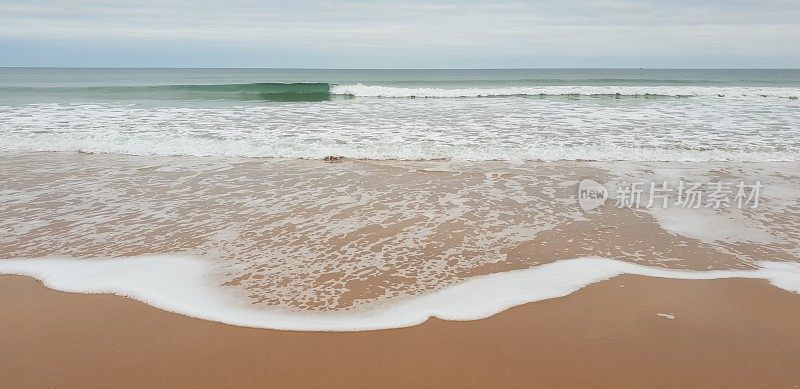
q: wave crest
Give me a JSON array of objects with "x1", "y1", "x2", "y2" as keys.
[
  {"x1": 331, "y1": 83, "x2": 799, "y2": 98},
  {"x1": 1, "y1": 82, "x2": 333, "y2": 102}
]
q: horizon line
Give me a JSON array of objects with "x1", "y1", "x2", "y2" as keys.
[{"x1": 2, "y1": 66, "x2": 799, "y2": 70}]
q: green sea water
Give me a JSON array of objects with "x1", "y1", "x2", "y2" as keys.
[
  {"x1": 0, "y1": 68, "x2": 798, "y2": 104},
  {"x1": 0, "y1": 68, "x2": 798, "y2": 161}
]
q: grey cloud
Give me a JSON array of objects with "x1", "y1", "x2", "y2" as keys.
[{"x1": 0, "y1": 0, "x2": 798, "y2": 67}]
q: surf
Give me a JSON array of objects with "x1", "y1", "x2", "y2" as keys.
[
  {"x1": 330, "y1": 84, "x2": 799, "y2": 99},
  {"x1": 1, "y1": 255, "x2": 798, "y2": 331}
]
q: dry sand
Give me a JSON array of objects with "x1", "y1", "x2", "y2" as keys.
[{"x1": 2, "y1": 274, "x2": 799, "y2": 388}]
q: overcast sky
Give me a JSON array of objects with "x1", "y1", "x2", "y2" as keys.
[{"x1": 1, "y1": 0, "x2": 798, "y2": 68}]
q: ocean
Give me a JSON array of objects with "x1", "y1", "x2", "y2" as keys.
[{"x1": 1, "y1": 68, "x2": 798, "y2": 161}]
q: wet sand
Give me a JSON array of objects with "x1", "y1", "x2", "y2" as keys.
[
  {"x1": 2, "y1": 152, "x2": 799, "y2": 313},
  {"x1": 2, "y1": 274, "x2": 799, "y2": 388},
  {"x1": 2, "y1": 152, "x2": 800, "y2": 387}
]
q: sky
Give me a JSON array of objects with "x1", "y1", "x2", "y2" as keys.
[{"x1": 0, "y1": 0, "x2": 798, "y2": 68}]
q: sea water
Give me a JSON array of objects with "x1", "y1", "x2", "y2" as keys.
[{"x1": 1, "y1": 68, "x2": 798, "y2": 161}]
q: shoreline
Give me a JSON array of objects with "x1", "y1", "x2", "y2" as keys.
[
  {"x1": 1, "y1": 151, "x2": 799, "y2": 386},
  {"x1": 2, "y1": 256, "x2": 799, "y2": 331},
  {"x1": 2, "y1": 274, "x2": 799, "y2": 388}
]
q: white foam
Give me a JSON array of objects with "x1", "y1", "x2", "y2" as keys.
[
  {"x1": 331, "y1": 84, "x2": 800, "y2": 99},
  {"x1": 2, "y1": 91, "x2": 799, "y2": 161},
  {"x1": 1, "y1": 256, "x2": 798, "y2": 331},
  {"x1": 597, "y1": 162, "x2": 800, "y2": 246}
]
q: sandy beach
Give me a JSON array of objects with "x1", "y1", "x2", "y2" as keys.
[
  {"x1": 1, "y1": 151, "x2": 799, "y2": 387},
  {"x1": 2, "y1": 274, "x2": 799, "y2": 388}
]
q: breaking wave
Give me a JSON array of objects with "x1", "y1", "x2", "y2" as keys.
[
  {"x1": 3, "y1": 83, "x2": 798, "y2": 102},
  {"x1": 331, "y1": 84, "x2": 799, "y2": 99},
  {"x1": 1, "y1": 82, "x2": 333, "y2": 102}
]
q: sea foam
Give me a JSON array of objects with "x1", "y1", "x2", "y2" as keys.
[
  {"x1": 331, "y1": 84, "x2": 800, "y2": 99},
  {"x1": 1, "y1": 256, "x2": 798, "y2": 331},
  {"x1": 2, "y1": 91, "x2": 799, "y2": 162}
]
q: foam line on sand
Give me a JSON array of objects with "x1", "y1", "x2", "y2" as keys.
[{"x1": 1, "y1": 256, "x2": 799, "y2": 331}]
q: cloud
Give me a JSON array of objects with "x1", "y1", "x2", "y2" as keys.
[{"x1": 0, "y1": 0, "x2": 798, "y2": 67}]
